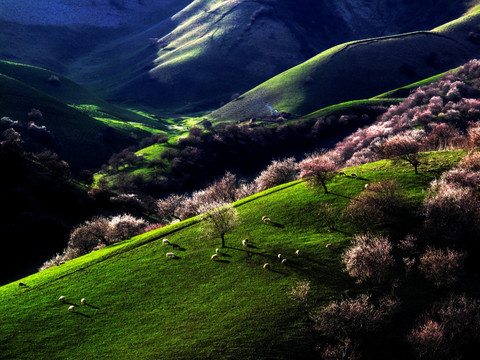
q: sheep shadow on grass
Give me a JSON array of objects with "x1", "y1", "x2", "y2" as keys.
[
  {"x1": 215, "y1": 259, "x2": 230, "y2": 263},
  {"x1": 171, "y1": 244, "x2": 186, "y2": 251},
  {"x1": 85, "y1": 303, "x2": 100, "y2": 310},
  {"x1": 268, "y1": 268, "x2": 288, "y2": 276},
  {"x1": 269, "y1": 222, "x2": 285, "y2": 228},
  {"x1": 328, "y1": 192, "x2": 353, "y2": 200},
  {"x1": 72, "y1": 311, "x2": 91, "y2": 318}
]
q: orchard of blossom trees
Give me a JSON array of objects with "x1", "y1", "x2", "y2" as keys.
[{"x1": 37, "y1": 59, "x2": 480, "y2": 359}]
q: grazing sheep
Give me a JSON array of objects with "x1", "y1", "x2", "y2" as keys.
[
  {"x1": 216, "y1": 248, "x2": 220, "y2": 254},
  {"x1": 365, "y1": 183, "x2": 369, "y2": 189},
  {"x1": 281, "y1": 258, "x2": 287, "y2": 265},
  {"x1": 211, "y1": 254, "x2": 219, "y2": 261},
  {"x1": 68, "y1": 305, "x2": 75, "y2": 312},
  {"x1": 339, "y1": 171, "x2": 346, "y2": 176},
  {"x1": 262, "y1": 216, "x2": 271, "y2": 224},
  {"x1": 172, "y1": 244, "x2": 180, "y2": 249},
  {"x1": 166, "y1": 252, "x2": 175, "y2": 258},
  {"x1": 58, "y1": 296, "x2": 66, "y2": 302},
  {"x1": 325, "y1": 243, "x2": 332, "y2": 249},
  {"x1": 350, "y1": 173, "x2": 357, "y2": 178},
  {"x1": 295, "y1": 249, "x2": 300, "y2": 257},
  {"x1": 242, "y1": 238, "x2": 248, "y2": 247},
  {"x1": 162, "y1": 239, "x2": 170, "y2": 245},
  {"x1": 263, "y1": 263, "x2": 271, "y2": 270},
  {"x1": 277, "y1": 254, "x2": 282, "y2": 260},
  {"x1": 81, "y1": 298, "x2": 86, "y2": 305},
  {"x1": 18, "y1": 282, "x2": 26, "y2": 287}
]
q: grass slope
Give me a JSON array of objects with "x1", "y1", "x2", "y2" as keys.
[
  {"x1": 208, "y1": 5, "x2": 480, "y2": 122},
  {"x1": 0, "y1": 60, "x2": 172, "y2": 169},
  {"x1": 106, "y1": 0, "x2": 470, "y2": 113},
  {"x1": 0, "y1": 150, "x2": 465, "y2": 359}
]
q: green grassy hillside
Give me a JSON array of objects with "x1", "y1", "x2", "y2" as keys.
[
  {"x1": 0, "y1": 61, "x2": 172, "y2": 170},
  {"x1": 208, "y1": 5, "x2": 480, "y2": 122},
  {"x1": 0, "y1": 150, "x2": 467, "y2": 359},
  {"x1": 105, "y1": 0, "x2": 470, "y2": 113}
]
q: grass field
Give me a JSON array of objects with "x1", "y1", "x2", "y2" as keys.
[{"x1": 0, "y1": 149, "x2": 466, "y2": 359}]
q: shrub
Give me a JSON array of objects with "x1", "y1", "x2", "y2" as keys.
[
  {"x1": 156, "y1": 194, "x2": 188, "y2": 222},
  {"x1": 41, "y1": 214, "x2": 148, "y2": 269},
  {"x1": 46, "y1": 75, "x2": 61, "y2": 86},
  {"x1": 110, "y1": 194, "x2": 145, "y2": 213},
  {"x1": 422, "y1": 123, "x2": 462, "y2": 151},
  {"x1": 254, "y1": 157, "x2": 298, "y2": 191},
  {"x1": 0, "y1": 128, "x2": 23, "y2": 154},
  {"x1": 288, "y1": 280, "x2": 311, "y2": 305},
  {"x1": 408, "y1": 319, "x2": 448, "y2": 359},
  {"x1": 342, "y1": 180, "x2": 412, "y2": 231},
  {"x1": 342, "y1": 234, "x2": 394, "y2": 285},
  {"x1": 68, "y1": 216, "x2": 109, "y2": 256},
  {"x1": 27, "y1": 108, "x2": 43, "y2": 120},
  {"x1": 422, "y1": 180, "x2": 480, "y2": 248},
  {"x1": 312, "y1": 294, "x2": 399, "y2": 339},
  {"x1": 320, "y1": 337, "x2": 361, "y2": 360},
  {"x1": 418, "y1": 247, "x2": 465, "y2": 287},
  {"x1": 104, "y1": 214, "x2": 148, "y2": 245},
  {"x1": 408, "y1": 295, "x2": 480, "y2": 359}
]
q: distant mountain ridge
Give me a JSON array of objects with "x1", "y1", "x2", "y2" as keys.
[
  {"x1": 0, "y1": 0, "x2": 472, "y2": 113},
  {"x1": 209, "y1": 4, "x2": 480, "y2": 122}
]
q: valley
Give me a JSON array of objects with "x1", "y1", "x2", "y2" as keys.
[{"x1": 1, "y1": 1, "x2": 480, "y2": 359}]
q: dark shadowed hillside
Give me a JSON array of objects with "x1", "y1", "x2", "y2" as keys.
[{"x1": 0, "y1": 0, "x2": 472, "y2": 113}]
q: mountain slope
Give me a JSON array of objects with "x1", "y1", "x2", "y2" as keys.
[
  {"x1": 0, "y1": 151, "x2": 468, "y2": 359},
  {"x1": 107, "y1": 0, "x2": 471, "y2": 112},
  {"x1": 0, "y1": 61, "x2": 170, "y2": 170},
  {"x1": 208, "y1": 5, "x2": 480, "y2": 122},
  {"x1": 0, "y1": 1, "x2": 471, "y2": 113}
]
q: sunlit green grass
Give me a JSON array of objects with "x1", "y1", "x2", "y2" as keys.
[{"x1": 0, "y1": 150, "x2": 465, "y2": 359}]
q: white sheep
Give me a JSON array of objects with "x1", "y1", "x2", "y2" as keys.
[
  {"x1": 263, "y1": 263, "x2": 271, "y2": 270},
  {"x1": 262, "y1": 216, "x2": 271, "y2": 224},
  {"x1": 58, "y1": 296, "x2": 66, "y2": 302},
  {"x1": 242, "y1": 238, "x2": 248, "y2": 247},
  {"x1": 68, "y1": 305, "x2": 75, "y2": 312},
  {"x1": 211, "y1": 254, "x2": 219, "y2": 261},
  {"x1": 81, "y1": 298, "x2": 86, "y2": 305},
  {"x1": 325, "y1": 243, "x2": 332, "y2": 249},
  {"x1": 162, "y1": 239, "x2": 170, "y2": 245},
  {"x1": 216, "y1": 248, "x2": 220, "y2": 254},
  {"x1": 281, "y1": 258, "x2": 287, "y2": 265},
  {"x1": 295, "y1": 249, "x2": 300, "y2": 257},
  {"x1": 365, "y1": 183, "x2": 369, "y2": 189},
  {"x1": 350, "y1": 173, "x2": 357, "y2": 178},
  {"x1": 166, "y1": 252, "x2": 175, "y2": 258},
  {"x1": 277, "y1": 254, "x2": 282, "y2": 260}
]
